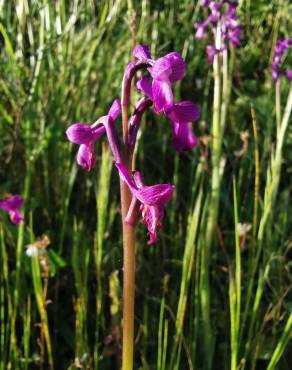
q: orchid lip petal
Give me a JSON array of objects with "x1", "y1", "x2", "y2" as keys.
[
  {"x1": 76, "y1": 143, "x2": 96, "y2": 171},
  {"x1": 152, "y1": 80, "x2": 174, "y2": 113},
  {"x1": 141, "y1": 204, "x2": 165, "y2": 244},
  {"x1": 166, "y1": 101, "x2": 200, "y2": 124},
  {"x1": 172, "y1": 122, "x2": 197, "y2": 152}
]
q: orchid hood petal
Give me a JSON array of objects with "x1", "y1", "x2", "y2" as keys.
[
  {"x1": 66, "y1": 124, "x2": 97, "y2": 145},
  {"x1": 148, "y1": 52, "x2": 186, "y2": 83},
  {"x1": 132, "y1": 44, "x2": 152, "y2": 61}
]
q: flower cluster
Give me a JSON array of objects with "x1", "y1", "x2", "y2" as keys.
[
  {"x1": 0, "y1": 195, "x2": 24, "y2": 224},
  {"x1": 66, "y1": 45, "x2": 200, "y2": 243},
  {"x1": 133, "y1": 45, "x2": 200, "y2": 152},
  {"x1": 194, "y1": 0, "x2": 241, "y2": 64},
  {"x1": 272, "y1": 38, "x2": 292, "y2": 82}
]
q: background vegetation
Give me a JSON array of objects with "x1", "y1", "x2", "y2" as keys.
[{"x1": 0, "y1": 0, "x2": 291, "y2": 369}]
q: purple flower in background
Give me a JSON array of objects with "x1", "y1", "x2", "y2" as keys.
[
  {"x1": 136, "y1": 76, "x2": 200, "y2": 152},
  {"x1": 116, "y1": 162, "x2": 174, "y2": 244},
  {"x1": 271, "y1": 38, "x2": 292, "y2": 82},
  {"x1": 195, "y1": 0, "x2": 241, "y2": 64},
  {"x1": 0, "y1": 195, "x2": 24, "y2": 224},
  {"x1": 66, "y1": 99, "x2": 121, "y2": 170}
]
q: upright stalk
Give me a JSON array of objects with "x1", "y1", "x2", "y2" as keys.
[
  {"x1": 121, "y1": 69, "x2": 136, "y2": 370},
  {"x1": 201, "y1": 25, "x2": 222, "y2": 370},
  {"x1": 120, "y1": 180, "x2": 136, "y2": 370}
]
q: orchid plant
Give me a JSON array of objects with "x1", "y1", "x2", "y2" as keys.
[
  {"x1": 194, "y1": 0, "x2": 240, "y2": 64},
  {"x1": 194, "y1": 1, "x2": 241, "y2": 367},
  {"x1": 66, "y1": 44, "x2": 199, "y2": 369}
]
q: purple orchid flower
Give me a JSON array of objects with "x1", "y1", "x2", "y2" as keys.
[
  {"x1": 66, "y1": 99, "x2": 121, "y2": 170},
  {"x1": 132, "y1": 45, "x2": 186, "y2": 113},
  {"x1": 195, "y1": 0, "x2": 241, "y2": 64},
  {"x1": 136, "y1": 76, "x2": 200, "y2": 152},
  {"x1": 0, "y1": 195, "x2": 24, "y2": 224},
  {"x1": 272, "y1": 38, "x2": 292, "y2": 82},
  {"x1": 116, "y1": 162, "x2": 174, "y2": 244}
]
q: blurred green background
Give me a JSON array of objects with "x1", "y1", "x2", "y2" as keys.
[{"x1": 0, "y1": 1, "x2": 291, "y2": 369}]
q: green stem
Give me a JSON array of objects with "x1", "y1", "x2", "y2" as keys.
[
  {"x1": 201, "y1": 25, "x2": 222, "y2": 370},
  {"x1": 275, "y1": 79, "x2": 281, "y2": 134}
]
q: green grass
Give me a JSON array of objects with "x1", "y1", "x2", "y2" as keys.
[{"x1": 0, "y1": 0, "x2": 292, "y2": 369}]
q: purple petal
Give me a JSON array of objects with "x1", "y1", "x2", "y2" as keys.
[
  {"x1": 136, "y1": 77, "x2": 153, "y2": 100},
  {"x1": 194, "y1": 22, "x2": 206, "y2": 39},
  {"x1": 0, "y1": 195, "x2": 23, "y2": 211},
  {"x1": 148, "y1": 52, "x2": 186, "y2": 83},
  {"x1": 102, "y1": 117, "x2": 122, "y2": 162},
  {"x1": 200, "y1": 0, "x2": 209, "y2": 7},
  {"x1": 287, "y1": 69, "x2": 292, "y2": 82},
  {"x1": 209, "y1": 1, "x2": 221, "y2": 16},
  {"x1": 66, "y1": 124, "x2": 96, "y2": 145},
  {"x1": 206, "y1": 45, "x2": 217, "y2": 64},
  {"x1": 115, "y1": 162, "x2": 136, "y2": 191},
  {"x1": 172, "y1": 122, "x2": 197, "y2": 152},
  {"x1": 9, "y1": 210, "x2": 24, "y2": 224},
  {"x1": 108, "y1": 99, "x2": 121, "y2": 121},
  {"x1": 166, "y1": 101, "x2": 200, "y2": 124},
  {"x1": 0, "y1": 195, "x2": 24, "y2": 224},
  {"x1": 136, "y1": 183, "x2": 174, "y2": 206},
  {"x1": 141, "y1": 205, "x2": 164, "y2": 244},
  {"x1": 76, "y1": 143, "x2": 96, "y2": 171},
  {"x1": 152, "y1": 80, "x2": 174, "y2": 113},
  {"x1": 132, "y1": 44, "x2": 152, "y2": 61}
]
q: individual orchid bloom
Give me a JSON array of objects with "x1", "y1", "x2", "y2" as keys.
[
  {"x1": 115, "y1": 162, "x2": 174, "y2": 244},
  {"x1": 136, "y1": 76, "x2": 200, "y2": 151},
  {"x1": 66, "y1": 99, "x2": 121, "y2": 170},
  {"x1": 133, "y1": 45, "x2": 186, "y2": 113},
  {"x1": 271, "y1": 38, "x2": 292, "y2": 82},
  {"x1": 0, "y1": 195, "x2": 24, "y2": 224}
]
